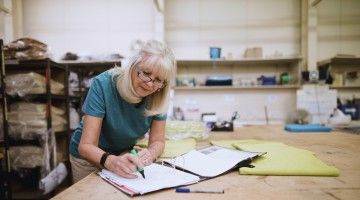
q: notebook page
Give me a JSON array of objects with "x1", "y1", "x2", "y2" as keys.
[
  {"x1": 163, "y1": 150, "x2": 241, "y2": 177},
  {"x1": 200, "y1": 146, "x2": 261, "y2": 163},
  {"x1": 163, "y1": 147, "x2": 264, "y2": 177},
  {"x1": 99, "y1": 163, "x2": 200, "y2": 195}
]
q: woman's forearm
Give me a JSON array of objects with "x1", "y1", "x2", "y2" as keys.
[
  {"x1": 147, "y1": 140, "x2": 165, "y2": 160},
  {"x1": 79, "y1": 115, "x2": 104, "y2": 168},
  {"x1": 79, "y1": 143, "x2": 105, "y2": 168},
  {"x1": 148, "y1": 120, "x2": 166, "y2": 160}
]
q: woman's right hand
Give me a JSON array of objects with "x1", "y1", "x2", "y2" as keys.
[{"x1": 104, "y1": 153, "x2": 144, "y2": 179}]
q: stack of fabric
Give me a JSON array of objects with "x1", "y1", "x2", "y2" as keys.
[
  {"x1": 8, "y1": 102, "x2": 67, "y2": 139},
  {"x1": 165, "y1": 120, "x2": 209, "y2": 141},
  {"x1": 211, "y1": 139, "x2": 340, "y2": 176},
  {"x1": 4, "y1": 37, "x2": 48, "y2": 60},
  {"x1": 5, "y1": 72, "x2": 64, "y2": 96}
]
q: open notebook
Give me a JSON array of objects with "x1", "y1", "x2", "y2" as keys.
[
  {"x1": 162, "y1": 145, "x2": 265, "y2": 178},
  {"x1": 98, "y1": 145, "x2": 265, "y2": 196}
]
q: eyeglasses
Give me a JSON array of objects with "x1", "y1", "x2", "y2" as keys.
[{"x1": 137, "y1": 70, "x2": 167, "y2": 89}]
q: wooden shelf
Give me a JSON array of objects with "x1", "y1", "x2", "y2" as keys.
[
  {"x1": 177, "y1": 57, "x2": 302, "y2": 66},
  {"x1": 60, "y1": 60, "x2": 121, "y2": 66},
  {"x1": 7, "y1": 94, "x2": 68, "y2": 100},
  {"x1": 174, "y1": 85, "x2": 300, "y2": 90},
  {"x1": 316, "y1": 56, "x2": 360, "y2": 97},
  {"x1": 61, "y1": 60, "x2": 121, "y2": 72},
  {"x1": 5, "y1": 58, "x2": 66, "y2": 70},
  {"x1": 317, "y1": 56, "x2": 360, "y2": 67},
  {"x1": 330, "y1": 85, "x2": 360, "y2": 89}
]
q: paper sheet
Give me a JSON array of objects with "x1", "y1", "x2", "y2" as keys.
[
  {"x1": 99, "y1": 163, "x2": 200, "y2": 195},
  {"x1": 163, "y1": 146, "x2": 263, "y2": 177}
]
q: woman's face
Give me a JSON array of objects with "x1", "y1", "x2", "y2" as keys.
[{"x1": 131, "y1": 64, "x2": 166, "y2": 98}]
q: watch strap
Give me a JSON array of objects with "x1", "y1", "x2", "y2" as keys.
[{"x1": 100, "y1": 152, "x2": 110, "y2": 169}]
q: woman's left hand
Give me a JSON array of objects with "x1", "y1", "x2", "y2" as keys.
[{"x1": 133, "y1": 146, "x2": 154, "y2": 166}]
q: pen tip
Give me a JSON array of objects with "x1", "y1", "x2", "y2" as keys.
[{"x1": 140, "y1": 171, "x2": 145, "y2": 179}]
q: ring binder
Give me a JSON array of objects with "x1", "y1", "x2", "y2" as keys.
[{"x1": 98, "y1": 145, "x2": 265, "y2": 196}]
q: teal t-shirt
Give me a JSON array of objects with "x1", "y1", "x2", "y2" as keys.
[{"x1": 69, "y1": 71, "x2": 166, "y2": 158}]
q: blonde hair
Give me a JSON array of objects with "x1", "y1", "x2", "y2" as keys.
[{"x1": 110, "y1": 40, "x2": 176, "y2": 116}]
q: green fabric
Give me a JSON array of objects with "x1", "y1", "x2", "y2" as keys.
[
  {"x1": 233, "y1": 142, "x2": 339, "y2": 176},
  {"x1": 136, "y1": 138, "x2": 196, "y2": 158},
  {"x1": 165, "y1": 121, "x2": 208, "y2": 141}
]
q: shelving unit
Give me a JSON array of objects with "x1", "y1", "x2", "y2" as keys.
[
  {"x1": 174, "y1": 85, "x2": 300, "y2": 90},
  {"x1": 177, "y1": 57, "x2": 302, "y2": 66},
  {"x1": 317, "y1": 56, "x2": 360, "y2": 101},
  {"x1": 0, "y1": 39, "x2": 11, "y2": 200},
  {"x1": 176, "y1": 57, "x2": 302, "y2": 89},
  {"x1": 173, "y1": 57, "x2": 302, "y2": 123},
  {"x1": 1, "y1": 58, "x2": 70, "y2": 199},
  {"x1": 60, "y1": 60, "x2": 121, "y2": 125}
]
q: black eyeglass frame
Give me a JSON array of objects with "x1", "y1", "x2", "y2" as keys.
[{"x1": 137, "y1": 70, "x2": 167, "y2": 89}]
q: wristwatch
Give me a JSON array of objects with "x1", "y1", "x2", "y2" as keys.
[{"x1": 100, "y1": 152, "x2": 111, "y2": 169}]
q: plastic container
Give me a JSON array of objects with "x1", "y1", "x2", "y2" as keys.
[{"x1": 210, "y1": 47, "x2": 221, "y2": 59}]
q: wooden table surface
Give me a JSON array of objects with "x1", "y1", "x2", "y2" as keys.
[{"x1": 52, "y1": 125, "x2": 360, "y2": 200}]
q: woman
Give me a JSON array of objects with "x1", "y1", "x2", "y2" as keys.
[{"x1": 69, "y1": 40, "x2": 176, "y2": 183}]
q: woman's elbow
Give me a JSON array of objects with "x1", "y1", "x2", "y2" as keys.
[{"x1": 78, "y1": 142, "x2": 86, "y2": 157}]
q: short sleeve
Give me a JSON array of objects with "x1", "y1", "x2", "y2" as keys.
[
  {"x1": 152, "y1": 114, "x2": 167, "y2": 121},
  {"x1": 82, "y1": 78, "x2": 106, "y2": 118}
]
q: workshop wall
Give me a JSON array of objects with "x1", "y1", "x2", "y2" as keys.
[
  {"x1": 165, "y1": 0, "x2": 301, "y2": 60},
  {"x1": 317, "y1": 0, "x2": 360, "y2": 61},
  {"x1": 21, "y1": 0, "x2": 159, "y2": 60}
]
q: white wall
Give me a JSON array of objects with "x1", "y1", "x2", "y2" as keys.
[
  {"x1": 0, "y1": 0, "x2": 13, "y2": 43},
  {"x1": 317, "y1": 0, "x2": 360, "y2": 60},
  {"x1": 173, "y1": 89, "x2": 296, "y2": 124},
  {"x1": 21, "y1": 0, "x2": 159, "y2": 60},
  {"x1": 165, "y1": 0, "x2": 301, "y2": 59},
  {"x1": 8, "y1": 0, "x2": 360, "y2": 62},
  {"x1": 0, "y1": 0, "x2": 4, "y2": 38}
]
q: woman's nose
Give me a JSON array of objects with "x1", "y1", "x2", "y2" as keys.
[{"x1": 144, "y1": 80, "x2": 155, "y2": 88}]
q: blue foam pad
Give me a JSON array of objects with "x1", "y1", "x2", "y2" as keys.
[{"x1": 284, "y1": 124, "x2": 332, "y2": 132}]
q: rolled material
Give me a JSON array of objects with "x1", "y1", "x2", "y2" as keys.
[{"x1": 39, "y1": 162, "x2": 68, "y2": 194}]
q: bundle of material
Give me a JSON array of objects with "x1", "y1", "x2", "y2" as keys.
[
  {"x1": 8, "y1": 102, "x2": 67, "y2": 139},
  {"x1": 9, "y1": 146, "x2": 45, "y2": 169},
  {"x1": 5, "y1": 72, "x2": 64, "y2": 96},
  {"x1": 4, "y1": 37, "x2": 48, "y2": 60},
  {"x1": 211, "y1": 139, "x2": 339, "y2": 176},
  {"x1": 165, "y1": 120, "x2": 210, "y2": 141}
]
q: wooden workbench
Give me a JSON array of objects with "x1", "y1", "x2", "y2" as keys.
[{"x1": 52, "y1": 125, "x2": 360, "y2": 200}]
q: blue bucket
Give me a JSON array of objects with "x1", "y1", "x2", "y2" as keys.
[{"x1": 210, "y1": 47, "x2": 221, "y2": 59}]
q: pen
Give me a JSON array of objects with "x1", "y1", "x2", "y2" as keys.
[
  {"x1": 130, "y1": 149, "x2": 146, "y2": 179},
  {"x1": 176, "y1": 188, "x2": 224, "y2": 194}
]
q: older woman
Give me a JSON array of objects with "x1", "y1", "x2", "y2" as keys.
[{"x1": 69, "y1": 40, "x2": 176, "y2": 183}]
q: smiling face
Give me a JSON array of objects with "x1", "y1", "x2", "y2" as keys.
[{"x1": 131, "y1": 63, "x2": 166, "y2": 98}]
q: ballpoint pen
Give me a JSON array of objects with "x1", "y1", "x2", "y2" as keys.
[
  {"x1": 130, "y1": 149, "x2": 146, "y2": 179},
  {"x1": 176, "y1": 188, "x2": 224, "y2": 194}
]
